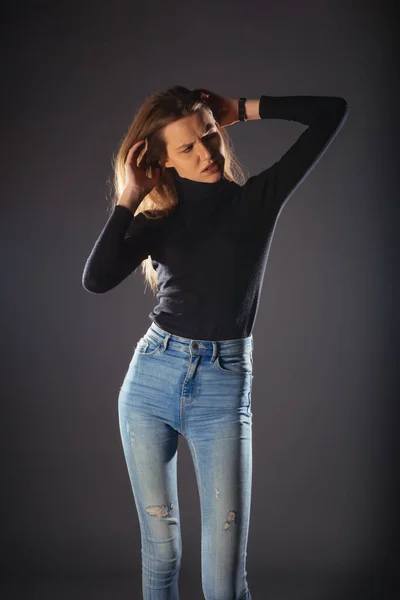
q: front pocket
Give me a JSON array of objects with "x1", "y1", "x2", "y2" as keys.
[
  {"x1": 214, "y1": 352, "x2": 253, "y2": 375},
  {"x1": 135, "y1": 336, "x2": 163, "y2": 357}
]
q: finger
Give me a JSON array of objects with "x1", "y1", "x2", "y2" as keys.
[
  {"x1": 125, "y1": 140, "x2": 147, "y2": 166},
  {"x1": 127, "y1": 139, "x2": 147, "y2": 157},
  {"x1": 199, "y1": 89, "x2": 211, "y2": 100},
  {"x1": 137, "y1": 139, "x2": 150, "y2": 164},
  {"x1": 137, "y1": 149, "x2": 150, "y2": 168}
]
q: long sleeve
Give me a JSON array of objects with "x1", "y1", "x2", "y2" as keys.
[
  {"x1": 82, "y1": 205, "x2": 155, "y2": 294},
  {"x1": 243, "y1": 95, "x2": 349, "y2": 218}
]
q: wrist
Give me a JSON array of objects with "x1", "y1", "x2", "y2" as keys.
[
  {"x1": 244, "y1": 99, "x2": 261, "y2": 120},
  {"x1": 117, "y1": 186, "x2": 145, "y2": 213}
]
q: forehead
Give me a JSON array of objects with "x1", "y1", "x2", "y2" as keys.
[{"x1": 164, "y1": 110, "x2": 215, "y2": 148}]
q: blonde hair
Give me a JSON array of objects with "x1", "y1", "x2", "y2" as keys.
[{"x1": 109, "y1": 85, "x2": 246, "y2": 293}]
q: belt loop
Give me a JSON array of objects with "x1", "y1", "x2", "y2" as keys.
[
  {"x1": 160, "y1": 332, "x2": 171, "y2": 352},
  {"x1": 211, "y1": 341, "x2": 218, "y2": 363}
]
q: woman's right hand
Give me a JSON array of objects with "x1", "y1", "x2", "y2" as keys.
[{"x1": 123, "y1": 139, "x2": 161, "y2": 201}]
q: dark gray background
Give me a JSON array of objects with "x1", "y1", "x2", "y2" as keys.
[{"x1": 1, "y1": 0, "x2": 398, "y2": 598}]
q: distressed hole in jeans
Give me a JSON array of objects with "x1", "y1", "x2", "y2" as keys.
[
  {"x1": 223, "y1": 510, "x2": 237, "y2": 530},
  {"x1": 145, "y1": 502, "x2": 174, "y2": 518}
]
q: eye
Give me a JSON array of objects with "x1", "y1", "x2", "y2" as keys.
[{"x1": 182, "y1": 132, "x2": 218, "y2": 154}]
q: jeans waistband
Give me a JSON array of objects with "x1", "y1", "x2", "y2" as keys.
[{"x1": 144, "y1": 321, "x2": 253, "y2": 356}]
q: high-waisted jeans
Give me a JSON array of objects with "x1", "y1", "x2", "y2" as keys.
[{"x1": 118, "y1": 320, "x2": 254, "y2": 600}]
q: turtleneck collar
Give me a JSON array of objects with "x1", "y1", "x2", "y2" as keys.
[{"x1": 170, "y1": 167, "x2": 233, "y2": 202}]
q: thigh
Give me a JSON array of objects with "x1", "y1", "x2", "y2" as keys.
[
  {"x1": 118, "y1": 350, "x2": 182, "y2": 548},
  {"x1": 184, "y1": 363, "x2": 253, "y2": 591}
]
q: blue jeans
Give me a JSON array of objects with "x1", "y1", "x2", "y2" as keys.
[{"x1": 118, "y1": 321, "x2": 254, "y2": 600}]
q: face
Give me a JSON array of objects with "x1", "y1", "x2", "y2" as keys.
[{"x1": 161, "y1": 110, "x2": 225, "y2": 182}]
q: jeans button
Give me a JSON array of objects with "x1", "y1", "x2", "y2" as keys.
[{"x1": 192, "y1": 342, "x2": 198, "y2": 349}]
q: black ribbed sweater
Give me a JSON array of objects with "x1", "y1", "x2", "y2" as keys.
[{"x1": 82, "y1": 95, "x2": 348, "y2": 340}]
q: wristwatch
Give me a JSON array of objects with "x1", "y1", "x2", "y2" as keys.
[{"x1": 238, "y1": 97, "x2": 247, "y2": 121}]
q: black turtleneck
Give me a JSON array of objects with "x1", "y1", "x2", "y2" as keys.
[{"x1": 82, "y1": 95, "x2": 348, "y2": 340}]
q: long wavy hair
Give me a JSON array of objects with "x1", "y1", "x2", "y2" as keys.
[{"x1": 109, "y1": 85, "x2": 246, "y2": 293}]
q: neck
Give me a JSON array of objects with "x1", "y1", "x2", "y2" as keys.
[{"x1": 170, "y1": 167, "x2": 231, "y2": 201}]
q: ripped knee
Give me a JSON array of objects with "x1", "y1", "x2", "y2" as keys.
[{"x1": 145, "y1": 502, "x2": 173, "y2": 518}]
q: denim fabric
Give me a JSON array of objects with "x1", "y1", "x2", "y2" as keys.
[{"x1": 118, "y1": 320, "x2": 253, "y2": 599}]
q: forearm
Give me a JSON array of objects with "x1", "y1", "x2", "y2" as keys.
[
  {"x1": 258, "y1": 95, "x2": 348, "y2": 127},
  {"x1": 237, "y1": 95, "x2": 348, "y2": 124},
  {"x1": 247, "y1": 95, "x2": 348, "y2": 215},
  {"x1": 81, "y1": 205, "x2": 151, "y2": 294}
]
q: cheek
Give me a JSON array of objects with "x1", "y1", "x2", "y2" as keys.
[{"x1": 215, "y1": 136, "x2": 224, "y2": 152}]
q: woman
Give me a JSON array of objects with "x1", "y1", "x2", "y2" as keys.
[{"x1": 82, "y1": 86, "x2": 348, "y2": 599}]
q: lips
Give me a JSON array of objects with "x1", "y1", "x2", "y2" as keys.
[{"x1": 202, "y1": 161, "x2": 217, "y2": 172}]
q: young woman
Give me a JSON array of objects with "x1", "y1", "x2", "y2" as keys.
[{"x1": 82, "y1": 86, "x2": 348, "y2": 599}]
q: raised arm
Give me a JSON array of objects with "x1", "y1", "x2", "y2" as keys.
[
  {"x1": 243, "y1": 95, "x2": 349, "y2": 217},
  {"x1": 82, "y1": 206, "x2": 154, "y2": 294}
]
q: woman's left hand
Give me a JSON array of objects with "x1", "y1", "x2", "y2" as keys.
[{"x1": 197, "y1": 88, "x2": 239, "y2": 127}]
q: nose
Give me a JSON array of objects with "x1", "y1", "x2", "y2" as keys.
[{"x1": 197, "y1": 139, "x2": 212, "y2": 161}]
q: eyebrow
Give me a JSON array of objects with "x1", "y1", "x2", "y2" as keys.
[{"x1": 175, "y1": 123, "x2": 215, "y2": 150}]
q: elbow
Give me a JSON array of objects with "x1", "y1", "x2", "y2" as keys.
[
  {"x1": 81, "y1": 270, "x2": 110, "y2": 294},
  {"x1": 337, "y1": 97, "x2": 349, "y2": 122},
  {"x1": 327, "y1": 97, "x2": 349, "y2": 131},
  {"x1": 82, "y1": 277, "x2": 108, "y2": 294},
  {"x1": 326, "y1": 96, "x2": 349, "y2": 124}
]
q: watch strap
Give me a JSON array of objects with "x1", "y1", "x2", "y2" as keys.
[{"x1": 238, "y1": 97, "x2": 247, "y2": 121}]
